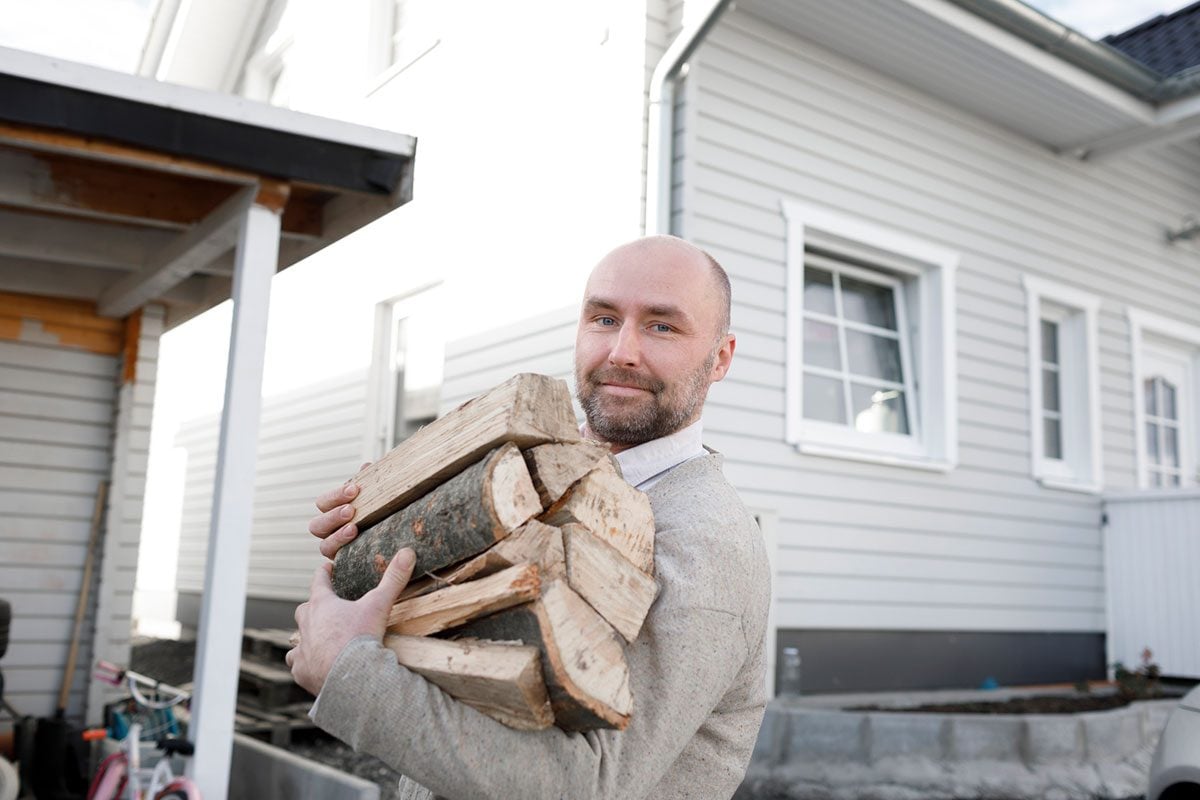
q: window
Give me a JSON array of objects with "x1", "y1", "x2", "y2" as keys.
[
  {"x1": 783, "y1": 200, "x2": 957, "y2": 470},
  {"x1": 363, "y1": 286, "x2": 445, "y2": 461},
  {"x1": 370, "y1": 0, "x2": 440, "y2": 79},
  {"x1": 1021, "y1": 276, "x2": 1102, "y2": 492},
  {"x1": 1128, "y1": 308, "x2": 1199, "y2": 489}
]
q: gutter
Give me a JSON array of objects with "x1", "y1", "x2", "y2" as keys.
[
  {"x1": 645, "y1": 0, "x2": 733, "y2": 235},
  {"x1": 943, "y1": 0, "x2": 1200, "y2": 102}
]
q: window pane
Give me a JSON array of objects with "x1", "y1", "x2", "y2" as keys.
[
  {"x1": 1145, "y1": 378, "x2": 1158, "y2": 417},
  {"x1": 1162, "y1": 381, "x2": 1177, "y2": 420},
  {"x1": 840, "y1": 276, "x2": 897, "y2": 330},
  {"x1": 1042, "y1": 369, "x2": 1060, "y2": 412},
  {"x1": 803, "y1": 373, "x2": 846, "y2": 424},
  {"x1": 1146, "y1": 422, "x2": 1160, "y2": 462},
  {"x1": 1168, "y1": 473, "x2": 1181, "y2": 487},
  {"x1": 850, "y1": 384, "x2": 908, "y2": 434},
  {"x1": 845, "y1": 329, "x2": 903, "y2": 382},
  {"x1": 1164, "y1": 425, "x2": 1179, "y2": 468},
  {"x1": 804, "y1": 268, "x2": 836, "y2": 315},
  {"x1": 1040, "y1": 320, "x2": 1058, "y2": 364},
  {"x1": 1044, "y1": 416, "x2": 1062, "y2": 459},
  {"x1": 1149, "y1": 470, "x2": 1162, "y2": 487},
  {"x1": 803, "y1": 319, "x2": 841, "y2": 370}
]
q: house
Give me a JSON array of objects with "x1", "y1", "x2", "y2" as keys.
[
  {"x1": 0, "y1": 45, "x2": 415, "y2": 795},
  {"x1": 163, "y1": 0, "x2": 1200, "y2": 694}
]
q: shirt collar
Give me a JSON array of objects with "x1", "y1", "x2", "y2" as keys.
[{"x1": 584, "y1": 419, "x2": 705, "y2": 491}]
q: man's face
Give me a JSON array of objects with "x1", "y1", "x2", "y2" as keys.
[{"x1": 574, "y1": 239, "x2": 734, "y2": 452}]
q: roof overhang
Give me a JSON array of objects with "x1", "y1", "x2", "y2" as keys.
[
  {"x1": 736, "y1": 0, "x2": 1200, "y2": 159},
  {"x1": 0, "y1": 46, "x2": 416, "y2": 328}
]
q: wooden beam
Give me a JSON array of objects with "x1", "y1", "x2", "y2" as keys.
[
  {"x1": 0, "y1": 208, "x2": 169, "y2": 269},
  {"x1": 0, "y1": 289, "x2": 123, "y2": 355},
  {"x1": 97, "y1": 186, "x2": 257, "y2": 318}
]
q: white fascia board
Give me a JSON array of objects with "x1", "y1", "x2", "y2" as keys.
[
  {"x1": 900, "y1": 0, "x2": 1154, "y2": 125},
  {"x1": 0, "y1": 46, "x2": 415, "y2": 158}
]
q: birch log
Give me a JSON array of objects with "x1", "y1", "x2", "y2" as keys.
[
  {"x1": 523, "y1": 441, "x2": 614, "y2": 507},
  {"x1": 541, "y1": 468, "x2": 655, "y2": 574},
  {"x1": 333, "y1": 443, "x2": 541, "y2": 600},
  {"x1": 351, "y1": 373, "x2": 578, "y2": 529},
  {"x1": 562, "y1": 523, "x2": 658, "y2": 642},
  {"x1": 385, "y1": 562, "x2": 541, "y2": 637}
]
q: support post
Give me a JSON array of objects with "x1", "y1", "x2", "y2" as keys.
[{"x1": 186, "y1": 199, "x2": 280, "y2": 799}]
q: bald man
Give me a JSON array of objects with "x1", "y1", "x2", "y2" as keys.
[{"x1": 290, "y1": 236, "x2": 771, "y2": 800}]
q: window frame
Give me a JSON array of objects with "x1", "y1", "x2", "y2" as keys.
[
  {"x1": 782, "y1": 199, "x2": 958, "y2": 472},
  {"x1": 1021, "y1": 275, "x2": 1103, "y2": 493},
  {"x1": 1128, "y1": 308, "x2": 1200, "y2": 489}
]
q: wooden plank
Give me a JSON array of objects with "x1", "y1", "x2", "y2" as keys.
[
  {"x1": 334, "y1": 442, "x2": 542, "y2": 600},
  {"x1": 385, "y1": 562, "x2": 542, "y2": 637},
  {"x1": 383, "y1": 635, "x2": 553, "y2": 731},
  {"x1": 541, "y1": 468, "x2": 655, "y2": 574},
  {"x1": 459, "y1": 580, "x2": 631, "y2": 731},
  {"x1": 562, "y1": 523, "x2": 658, "y2": 643},
  {"x1": 349, "y1": 373, "x2": 579, "y2": 530},
  {"x1": 398, "y1": 519, "x2": 566, "y2": 602},
  {"x1": 523, "y1": 440, "x2": 615, "y2": 507}
]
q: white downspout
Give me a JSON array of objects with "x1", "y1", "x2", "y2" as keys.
[{"x1": 644, "y1": 0, "x2": 732, "y2": 235}]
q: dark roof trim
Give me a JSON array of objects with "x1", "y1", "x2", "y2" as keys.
[{"x1": 0, "y1": 73, "x2": 408, "y2": 195}]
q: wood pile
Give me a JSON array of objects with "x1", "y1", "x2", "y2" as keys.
[{"x1": 331, "y1": 373, "x2": 657, "y2": 731}]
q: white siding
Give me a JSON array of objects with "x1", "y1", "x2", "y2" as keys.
[
  {"x1": 1104, "y1": 491, "x2": 1200, "y2": 678},
  {"x1": 676, "y1": 10, "x2": 1200, "y2": 633},
  {"x1": 174, "y1": 372, "x2": 368, "y2": 603},
  {"x1": 0, "y1": 302, "x2": 160, "y2": 724}
]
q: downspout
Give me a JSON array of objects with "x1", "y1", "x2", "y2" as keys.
[{"x1": 645, "y1": 0, "x2": 733, "y2": 235}]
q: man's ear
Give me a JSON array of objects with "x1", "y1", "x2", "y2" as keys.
[{"x1": 710, "y1": 333, "x2": 736, "y2": 382}]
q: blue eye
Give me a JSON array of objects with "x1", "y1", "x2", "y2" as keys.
[
  {"x1": 598, "y1": 317, "x2": 616, "y2": 326},
  {"x1": 652, "y1": 323, "x2": 671, "y2": 333}
]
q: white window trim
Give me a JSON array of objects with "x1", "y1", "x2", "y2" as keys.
[
  {"x1": 782, "y1": 199, "x2": 958, "y2": 472},
  {"x1": 1128, "y1": 308, "x2": 1200, "y2": 489},
  {"x1": 1021, "y1": 275, "x2": 1103, "y2": 494}
]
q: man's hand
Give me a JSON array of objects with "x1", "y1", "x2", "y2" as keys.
[
  {"x1": 286, "y1": 547, "x2": 415, "y2": 695},
  {"x1": 309, "y1": 463, "x2": 370, "y2": 560}
]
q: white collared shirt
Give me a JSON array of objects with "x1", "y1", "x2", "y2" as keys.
[{"x1": 595, "y1": 419, "x2": 706, "y2": 491}]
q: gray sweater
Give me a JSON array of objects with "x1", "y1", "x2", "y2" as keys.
[{"x1": 311, "y1": 451, "x2": 771, "y2": 800}]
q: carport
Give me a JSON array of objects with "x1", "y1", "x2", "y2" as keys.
[{"x1": 0, "y1": 46, "x2": 415, "y2": 798}]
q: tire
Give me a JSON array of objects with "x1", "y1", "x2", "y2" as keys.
[
  {"x1": 86, "y1": 752, "x2": 128, "y2": 800},
  {"x1": 153, "y1": 776, "x2": 202, "y2": 800},
  {"x1": 0, "y1": 598, "x2": 11, "y2": 660}
]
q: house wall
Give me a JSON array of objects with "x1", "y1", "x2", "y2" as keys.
[
  {"x1": 173, "y1": 371, "x2": 368, "y2": 630},
  {"x1": 675, "y1": 10, "x2": 1200, "y2": 687},
  {"x1": 0, "y1": 293, "x2": 160, "y2": 725}
]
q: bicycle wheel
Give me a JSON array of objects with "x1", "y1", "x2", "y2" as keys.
[
  {"x1": 86, "y1": 752, "x2": 128, "y2": 800},
  {"x1": 153, "y1": 776, "x2": 201, "y2": 800}
]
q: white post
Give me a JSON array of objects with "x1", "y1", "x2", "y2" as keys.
[{"x1": 187, "y1": 200, "x2": 280, "y2": 798}]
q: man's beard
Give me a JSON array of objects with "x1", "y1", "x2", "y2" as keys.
[{"x1": 576, "y1": 350, "x2": 716, "y2": 447}]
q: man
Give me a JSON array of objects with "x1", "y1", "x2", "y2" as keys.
[{"x1": 288, "y1": 235, "x2": 771, "y2": 799}]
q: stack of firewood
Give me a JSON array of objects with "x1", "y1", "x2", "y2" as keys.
[{"x1": 330, "y1": 373, "x2": 657, "y2": 732}]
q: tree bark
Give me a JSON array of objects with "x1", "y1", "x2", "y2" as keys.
[{"x1": 333, "y1": 443, "x2": 541, "y2": 600}]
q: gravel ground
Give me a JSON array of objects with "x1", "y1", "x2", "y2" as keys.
[{"x1": 130, "y1": 636, "x2": 403, "y2": 798}]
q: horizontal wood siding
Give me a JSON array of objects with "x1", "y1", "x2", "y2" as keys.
[
  {"x1": 681, "y1": 11, "x2": 1200, "y2": 633},
  {"x1": 174, "y1": 372, "x2": 368, "y2": 604},
  {"x1": 442, "y1": 305, "x2": 577, "y2": 412},
  {"x1": 0, "y1": 295, "x2": 159, "y2": 723}
]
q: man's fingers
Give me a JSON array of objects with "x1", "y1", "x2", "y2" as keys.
[
  {"x1": 365, "y1": 549, "x2": 416, "y2": 611},
  {"x1": 308, "y1": 561, "x2": 335, "y2": 597},
  {"x1": 315, "y1": 481, "x2": 360, "y2": 514},
  {"x1": 308, "y1": 503, "x2": 356, "y2": 538},
  {"x1": 319, "y1": 523, "x2": 358, "y2": 560}
]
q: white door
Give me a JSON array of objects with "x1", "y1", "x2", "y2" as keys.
[{"x1": 1141, "y1": 344, "x2": 1194, "y2": 488}]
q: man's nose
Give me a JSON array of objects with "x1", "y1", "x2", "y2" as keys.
[{"x1": 608, "y1": 323, "x2": 641, "y2": 367}]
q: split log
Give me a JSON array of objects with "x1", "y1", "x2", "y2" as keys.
[
  {"x1": 399, "y1": 519, "x2": 566, "y2": 602},
  {"x1": 383, "y1": 635, "x2": 553, "y2": 731},
  {"x1": 351, "y1": 373, "x2": 579, "y2": 529},
  {"x1": 386, "y1": 562, "x2": 541, "y2": 637},
  {"x1": 334, "y1": 443, "x2": 541, "y2": 600},
  {"x1": 562, "y1": 523, "x2": 658, "y2": 642},
  {"x1": 459, "y1": 580, "x2": 632, "y2": 731},
  {"x1": 541, "y1": 468, "x2": 655, "y2": 574},
  {"x1": 523, "y1": 441, "x2": 614, "y2": 507}
]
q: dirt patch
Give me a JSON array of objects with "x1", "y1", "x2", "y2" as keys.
[{"x1": 849, "y1": 692, "x2": 1168, "y2": 715}]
